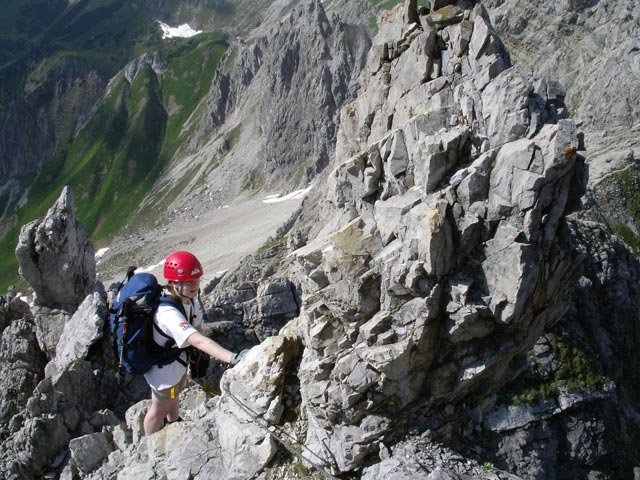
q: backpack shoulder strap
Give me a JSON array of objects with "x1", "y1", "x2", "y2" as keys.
[
  {"x1": 153, "y1": 295, "x2": 191, "y2": 350},
  {"x1": 151, "y1": 295, "x2": 193, "y2": 367},
  {"x1": 158, "y1": 295, "x2": 187, "y2": 320}
]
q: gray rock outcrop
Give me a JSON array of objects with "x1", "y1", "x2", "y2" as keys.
[
  {"x1": 83, "y1": 336, "x2": 299, "y2": 480},
  {"x1": 15, "y1": 186, "x2": 98, "y2": 358},
  {"x1": 206, "y1": 277, "x2": 300, "y2": 344},
  {"x1": 2, "y1": 1, "x2": 639, "y2": 479},
  {"x1": 1, "y1": 189, "x2": 118, "y2": 480},
  {"x1": 0, "y1": 296, "x2": 46, "y2": 441},
  {"x1": 47, "y1": 283, "x2": 110, "y2": 375},
  {"x1": 171, "y1": 0, "x2": 372, "y2": 209},
  {"x1": 470, "y1": 220, "x2": 640, "y2": 478},
  {"x1": 481, "y1": 0, "x2": 640, "y2": 247},
  {"x1": 15, "y1": 186, "x2": 96, "y2": 310},
  {"x1": 288, "y1": 2, "x2": 584, "y2": 475}
]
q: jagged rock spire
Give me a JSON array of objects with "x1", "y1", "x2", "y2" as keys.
[{"x1": 15, "y1": 186, "x2": 96, "y2": 310}]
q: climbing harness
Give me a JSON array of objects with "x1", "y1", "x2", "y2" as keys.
[{"x1": 223, "y1": 388, "x2": 341, "y2": 480}]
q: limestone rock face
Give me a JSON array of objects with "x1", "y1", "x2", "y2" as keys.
[
  {"x1": 0, "y1": 297, "x2": 46, "y2": 440},
  {"x1": 2, "y1": 2, "x2": 639, "y2": 480},
  {"x1": 48, "y1": 283, "x2": 109, "y2": 374},
  {"x1": 207, "y1": 277, "x2": 300, "y2": 343},
  {"x1": 83, "y1": 336, "x2": 300, "y2": 480},
  {"x1": 185, "y1": 0, "x2": 371, "y2": 203},
  {"x1": 481, "y1": 0, "x2": 640, "y2": 189},
  {"x1": 289, "y1": 2, "x2": 584, "y2": 474},
  {"x1": 31, "y1": 308, "x2": 72, "y2": 360},
  {"x1": 1, "y1": 198, "x2": 115, "y2": 479},
  {"x1": 470, "y1": 221, "x2": 640, "y2": 479},
  {"x1": 15, "y1": 186, "x2": 98, "y2": 359},
  {"x1": 15, "y1": 186, "x2": 96, "y2": 310},
  {"x1": 483, "y1": 0, "x2": 640, "y2": 134}
]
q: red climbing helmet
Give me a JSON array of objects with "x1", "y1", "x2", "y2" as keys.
[{"x1": 163, "y1": 251, "x2": 203, "y2": 282}]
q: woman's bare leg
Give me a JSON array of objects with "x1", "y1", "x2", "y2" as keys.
[{"x1": 144, "y1": 395, "x2": 179, "y2": 436}]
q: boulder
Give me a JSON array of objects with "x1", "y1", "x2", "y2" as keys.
[
  {"x1": 49, "y1": 283, "x2": 108, "y2": 373},
  {"x1": 207, "y1": 277, "x2": 300, "y2": 343},
  {"x1": 68, "y1": 431, "x2": 114, "y2": 474},
  {"x1": 31, "y1": 307, "x2": 72, "y2": 359},
  {"x1": 0, "y1": 317, "x2": 45, "y2": 432}
]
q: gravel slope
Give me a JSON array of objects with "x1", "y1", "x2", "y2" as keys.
[{"x1": 97, "y1": 190, "x2": 305, "y2": 287}]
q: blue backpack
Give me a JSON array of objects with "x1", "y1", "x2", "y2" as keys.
[{"x1": 109, "y1": 268, "x2": 189, "y2": 375}]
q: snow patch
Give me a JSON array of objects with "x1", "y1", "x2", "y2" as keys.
[
  {"x1": 95, "y1": 248, "x2": 109, "y2": 260},
  {"x1": 262, "y1": 186, "x2": 312, "y2": 204},
  {"x1": 158, "y1": 21, "x2": 202, "y2": 39},
  {"x1": 95, "y1": 247, "x2": 110, "y2": 265},
  {"x1": 17, "y1": 293, "x2": 31, "y2": 305}
]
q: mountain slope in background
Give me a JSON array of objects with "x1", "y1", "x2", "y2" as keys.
[
  {"x1": 1, "y1": 1, "x2": 640, "y2": 479},
  {"x1": 0, "y1": 0, "x2": 379, "y2": 290}
]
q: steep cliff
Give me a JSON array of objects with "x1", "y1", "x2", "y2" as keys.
[
  {"x1": 1, "y1": 1, "x2": 639, "y2": 479},
  {"x1": 482, "y1": 0, "x2": 640, "y2": 253},
  {"x1": 0, "y1": 0, "x2": 373, "y2": 291},
  {"x1": 150, "y1": 0, "x2": 372, "y2": 210}
]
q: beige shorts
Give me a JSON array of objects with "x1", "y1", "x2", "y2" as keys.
[{"x1": 150, "y1": 375, "x2": 187, "y2": 400}]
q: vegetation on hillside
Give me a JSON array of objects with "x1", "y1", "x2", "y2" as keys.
[
  {"x1": 0, "y1": 1, "x2": 229, "y2": 291},
  {"x1": 499, "y1": 332, "x2": 610, "y2": 407},
  {"x1": 0, "y1": 0, "x2": 417, "y2": 291}
]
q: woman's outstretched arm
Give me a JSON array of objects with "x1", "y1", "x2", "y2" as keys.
[{"x1": 186, "y1": 331, "x2": 233, "y2": 364}]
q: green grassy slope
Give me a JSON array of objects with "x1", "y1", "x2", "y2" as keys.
[
  {"x1": 0, "y1": 24, "x2": 228, "y2": 291},
  {"x1": 1, "y1": 0, "x2": 396, "y2": 292}
]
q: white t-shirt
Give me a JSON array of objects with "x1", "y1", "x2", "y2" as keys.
[{"x1": 143, "y1": 298, "x2": 203, "y2": 390}]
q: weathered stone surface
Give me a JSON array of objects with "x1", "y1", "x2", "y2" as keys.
[
  {"x1": 288, "y1": 1, "x2": 584, "y2": 474},
  {"x1": 3, "y1": 415, "x2": 70, "y2": 478},
  {"x1": 452, "y1": 151, "x2": 493, "y2": 211},
  {"x1": 466, "y1": 6, "x2": 508, "y2": 90},
  {"x1": 485, "y1": 401, "x2": 558, "y2": 433},
  {"x1": 31, "y1": 307, "x2": 71, "y2": 359},
  {"x1": 483, "y1": 0, "x2": 640, "y2": 185},
  {"x1": 15, "y1": 186, "x2": 96, "y2": 310},
  {"x1": 50, "y1": 283, "x2": 108, "y2": 373},
  {"x1": 402, "y1": 199, "x2": 453, "y2": 277},
  {"x1": 146, "y1": 419, "x2": 222, "y2": 478},
  {"x1": 50, "y1": 360, "x2": 110, "y2": 414},
  {"x1": 0, "y1": 296, "x2": 31, "y2": 332},
  {"x1": 374, "y1": 188, "x2": 422, "y2": 245},
  {"x1": 196, "y1": 0, "x2": 371, "y2": 200},
  {"x1": 410, "y1": 127, "x2": 470, "y2": 194},
  {"x1": 2, "y1": 1, "x2": 639, "y2": 479},
  {"x1": 481, "y1": 68, "x2": 531, "y2": 146},
  {"x1": 207, "y1": 277, "x2": 299, "y2": 343},
  {"x1": 115, "y1": 336, "x2": 299, "y2": 480},
  {"x1": 0, "y1": 316, "x2": 45, "y2": 433},
  {"x1": 219, "y1": 336, "x2": 297, "y2": 425},
  {"x1": 69, "y1": 431, "x2": 114, "y2": 474},
  {"x1": 124, "y1": 399, "x2": 149, "y2": 446}
]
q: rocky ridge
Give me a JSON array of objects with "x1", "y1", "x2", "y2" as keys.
[
  {"x1": 157, "y1": 0, "x2": 372, "y2": 211},
  {"x1": 0, "y1": 57, "x2": 104, "y2": 226},
  {"x1": 0, "y1": 1, "x2": 639, "y2": 480},
  {"x1": 481, "y1": 0, "x2": 640, "y2": 251},
  {"x1": 285, "y1": 1, "x2": 588, "y2": 476}
]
